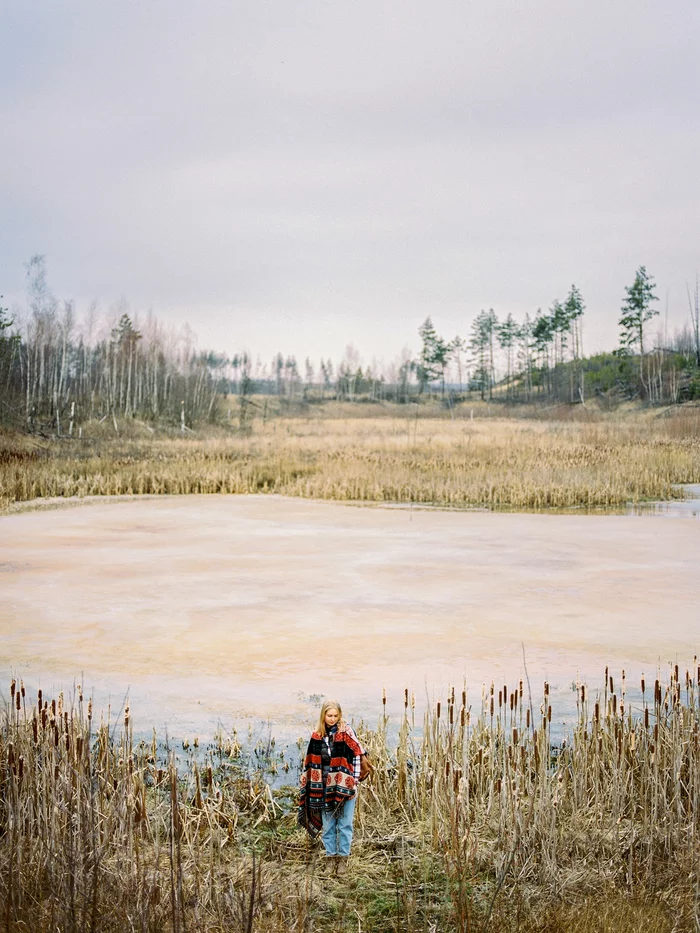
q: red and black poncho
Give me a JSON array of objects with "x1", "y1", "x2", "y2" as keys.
[{"x1": 298, "y1": 727, "x2": 363, "y2": 838}]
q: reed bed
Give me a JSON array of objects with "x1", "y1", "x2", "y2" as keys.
[
  {"x1": 2, "y1": 407, "x2": 700, "y2": 511},
  {"x1": 1, "y1": 666, "x2": 698, "y2": 932}
]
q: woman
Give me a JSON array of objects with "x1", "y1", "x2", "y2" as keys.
[{"x1": 298, "y1": 699, "x2": 369, "y2": 876}]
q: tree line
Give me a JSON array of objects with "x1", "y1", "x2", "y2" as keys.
[
  {"x1": 1, "y1": 257, "x2": 699, "y2": 432},
  {"x1": 414, "y1": 268, "x2": 700, "y2": 406}
]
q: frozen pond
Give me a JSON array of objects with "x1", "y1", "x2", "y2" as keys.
[{"x1": 1, "y1": 494, "x2": 699, "y2": 744}]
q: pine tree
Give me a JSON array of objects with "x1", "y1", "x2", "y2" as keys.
[
  {"x1": 618, "y1": 267, "x2": 659, "y2": 399},
  {"x1": 417, "y1": 317, "x2": 450, "y2": 395},
  {"x1": 619, "y1": 267, "x2": 658, "y2": 357}
]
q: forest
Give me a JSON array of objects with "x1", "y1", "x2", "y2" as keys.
[{"x1": 2, "y1": 257, "x2": 700, "y2": 434}]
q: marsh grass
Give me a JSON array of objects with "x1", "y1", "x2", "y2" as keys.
[
  {"x1": 2, "y1": 405, "x2": 700, "y2": 511},
  {"x1": 1, "y1": 665, "x2": 698, "y2": 932}
]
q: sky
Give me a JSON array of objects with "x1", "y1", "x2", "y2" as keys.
[{"x1": 2, "y1": 0, "x2": 699, "y2": 368}]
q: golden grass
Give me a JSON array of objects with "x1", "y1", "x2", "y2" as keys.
[
  {"x1": 2, "y1": 405, "x2": 700, "y2": 511},
  {"x1": 1, "y1": 666, "x2": 698, "y2": 931}
]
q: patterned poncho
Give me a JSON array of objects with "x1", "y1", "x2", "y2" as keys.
[{"x1": 298, "y1": 727, "x2": 363, "y2": 838}]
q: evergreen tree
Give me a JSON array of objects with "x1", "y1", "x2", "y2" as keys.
[
  {"x1": 619, "y1": 266, "x2": 658, "y2": 357},
  {"x1": 618, "y1": 267, "x2": 659, "y2": 399},
  {"x1": 564, "y1": 285, "x2": 586, "y2": 401},
  {"x1": 470, "y1": 310, "x2": 497, "y2": 400},
  {"x1": 417, "y1": 317, "x2": 450, "y2": 395},
  {"x1": 497, "y1": 314, "x2": 518, "y2": 397}
]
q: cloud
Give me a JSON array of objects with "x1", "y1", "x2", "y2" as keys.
[{"x1": 1, "y1": 0, "x2": 698, "y2": 361}]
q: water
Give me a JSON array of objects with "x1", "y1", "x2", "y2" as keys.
[
  {"x1": 629, "y1": 483, "x2": 700, "y2": 518},
  {"x1": 1, "y1": 493, "x2": 698, "y2": 748}
]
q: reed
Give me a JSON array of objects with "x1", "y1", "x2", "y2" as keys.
[
  {"x1": 1, "y1": 664, "x2": 698, "y2": 931},
  {"x1": 2, "y1": 406, "x2": 699, "y2": 511}
]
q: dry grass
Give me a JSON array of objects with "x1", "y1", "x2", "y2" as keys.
[
  {"x1": 2, "y1": 405, "x2": 700, "y2": 512},
  {"x1": 1, "y1": 665, "x2": 698, "y2": 932}
]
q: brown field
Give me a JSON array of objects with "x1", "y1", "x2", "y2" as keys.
[
  {"x1": 1, "y1": 666, "x2": 697, "y2": 932},
  {"x1": 2, "y1": 401, "x2": 700, "y2": 512}
]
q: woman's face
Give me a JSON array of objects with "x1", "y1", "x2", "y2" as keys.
[{"x1": 324, "y1": 707, "x2": 340, "y2": 728}]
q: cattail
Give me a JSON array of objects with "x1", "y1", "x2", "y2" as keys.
[
  {"x1": 32, "y1": 715, "x2": 38, "y2": 743},
  {"x1": 16, "y1": 691, "x2": 21, "y2": 711},
  {"x1": 382, "y1": 688, "x2": 386, "y2": 707},
  {"x1": 498, "y1": 690, "x2": 503, "y2": 708},
  {"x1": 513, "y1": 728, "x2": 518, "y2": 744},
  {"x1": 10, "y1": 679, "x2": 15, "y2": 702},
  {"x1": 644, "y1": 707, "x2": 649, "y2": 729},
  {"x1": 404, "y1": 688, "x2": 408, "y2": 709},
  {"x1": 462, "y1": 689, "x2": 467, "y2": 707},
  {"x1": 609, "y1": 676, "x2": 614, "y2": 694},
  {"x1": 526, "y1": 708, "x2": 530, "y2": 728},
  {"x1": 641, "y1": 677, "x2": 645, "y2": 695},
  {"x1": 37, "y1": 688, "x2": 42, "y2": 708},
  {"x1": 436, "y1": 701, "x2": 441, "y2": 719},
  {"x1": 20, "y1": 680, "x2": 25, "y2": 698},
  {"x1": 490, "y1": 697, "x2": 494, "y2": 717},
  {"x1": 547, "y1": 705, "x2": 552, "y2": 723}
]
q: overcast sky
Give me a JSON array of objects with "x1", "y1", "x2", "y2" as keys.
[{"x1": 2, "y1": 0, "x2": 699, "y2": 367}]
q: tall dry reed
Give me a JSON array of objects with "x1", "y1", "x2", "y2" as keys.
[
  {"x1": 2, "y1": 407, "x2": 699, "y2": 511},
  {"x1": 1, "y1": 665, "x2": 698, "y2": 931}
]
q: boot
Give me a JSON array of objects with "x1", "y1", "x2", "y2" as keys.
[
  {"x1": 335, "y1": 856, "x2": 349, "y2": 878},
  {"x1": 322, "y1": 855, "x2": 338, "y2": 877}
]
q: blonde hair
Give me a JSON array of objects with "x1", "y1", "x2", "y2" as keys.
[{"x1": 317, "y1": 699, "x2": 345, "y2": 737}]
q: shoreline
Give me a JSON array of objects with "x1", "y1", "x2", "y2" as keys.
[{"x1": 3, "y1": 481, "x2": 700, "y2": 518}]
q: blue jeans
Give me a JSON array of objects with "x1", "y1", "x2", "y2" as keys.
[{"x1": 321, "y1": 795, "x2": 357, "y2": 856}]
